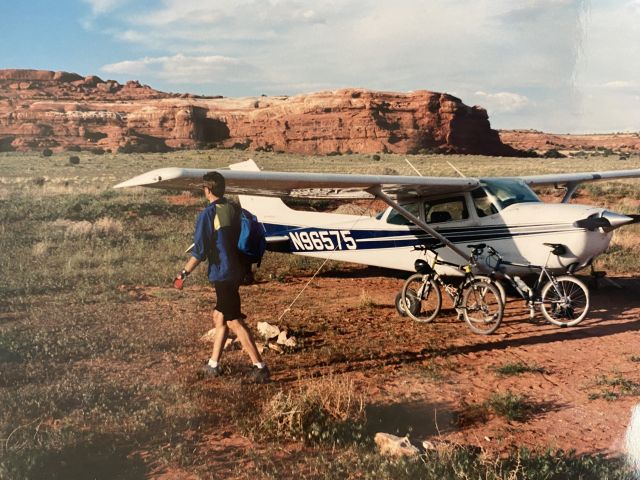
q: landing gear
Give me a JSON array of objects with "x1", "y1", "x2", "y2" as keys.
[{"x1": 589, "y1": 265, "x2": 622, "y2": 289}]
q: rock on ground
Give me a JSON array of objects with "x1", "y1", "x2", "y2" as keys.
[{"x1": 374, "y1": 433, "x2": 420, "y2": 458}]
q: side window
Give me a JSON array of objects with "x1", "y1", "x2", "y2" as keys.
[
  {"x1": 387, "y1": 202, "x2": 419, "y2": 225},
  {"x1": 472, "y1": 188, "x2": 499, "y2": 218},
  {"x1": 424, "y1": 197, "x2": 468, "y2": 223}
]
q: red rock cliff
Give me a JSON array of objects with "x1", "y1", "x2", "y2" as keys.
[{"x1": 0, "y1": 69, "x2": 521, "y2": 155}]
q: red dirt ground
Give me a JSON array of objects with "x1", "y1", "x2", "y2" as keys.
[{"x1": 143, "y1": 268, "x2": 640, "y2": 463}]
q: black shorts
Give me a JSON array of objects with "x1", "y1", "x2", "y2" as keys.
[{"x1": 213, "y1": 281, "x2": 244, "y2": 321}]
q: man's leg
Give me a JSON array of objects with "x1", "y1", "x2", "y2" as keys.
[
  {"x1": 227, "y1": 318, "x2": 262, "y2": 364},
  {"x1": 210, "y1": 309, "x2": 228, "y2": 363}
]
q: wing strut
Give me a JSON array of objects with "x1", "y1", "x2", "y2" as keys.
[
  {"x1": 561, "y1": 182, "x2": 580, "y2": 203},
  {"x1": 368, "y1": 186, "x2": 468, "y2": 261}
]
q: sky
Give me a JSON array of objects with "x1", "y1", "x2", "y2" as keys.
[{"x1": 1, "y1": 0, "x2": 639, "y2": 133}]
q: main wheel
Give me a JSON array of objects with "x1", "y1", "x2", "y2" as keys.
[
  {"x1": 462, "y1": 279, "x2": 504, "y2": 335},
  {"x1": 400, "y1": 274, "x2": 442, "y2": 323},
  {"x1": 540, "y1": 275, "x2": 590, "y2": 327}
]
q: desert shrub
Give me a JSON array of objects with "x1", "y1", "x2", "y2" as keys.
[
  {"x1": 543, "y1": 149, "x2": 565, "y2": 158},
  {"x1": 255, "y1": 375, "x2": 366, "y2": 445},
  {"x1": 69, "y1": 155, "x2": 80, "y2": 165},
  {"x1": 93, "y1": 217, "x2": 124, "y2": 237},
  {"x1": 493, "y1": 361, "x2": 547, "y2": 376},
  {"x1": 372, "y1": 154, "x2": 381, "y2": 161},
  {"x1": 64, "y1": 220, "x2": 93, "y2": 238},
  {"x1": 485, "y1": 391, "x2": 533, "y2": 421},
  {"x1": 42, "y1": 148, "x2": 53, "y2": 157}
]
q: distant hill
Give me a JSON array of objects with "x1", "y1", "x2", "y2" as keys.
[
  {"x1": 0, "y1": 69, "x2": 525, "y2": 156},
  {"x1": 498, "y1": 129, "x2": 640, "y2": 155}
]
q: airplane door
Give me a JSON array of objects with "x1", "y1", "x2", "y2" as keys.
[{"x1": 422, "y1": 194, "x2": 474, "y2": 230}]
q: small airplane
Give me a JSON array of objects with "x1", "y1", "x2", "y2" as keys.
[{"x1": 115, "y1": 159, "x2": 640, "y2": 279}]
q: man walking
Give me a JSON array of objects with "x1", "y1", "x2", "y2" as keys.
[{"x1": 175, "y1": 171, "x2": 270, "y2": 383}]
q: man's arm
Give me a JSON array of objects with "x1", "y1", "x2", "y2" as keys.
[{"x1": 174, "y1": 209, "x2": 212, "y2": 288}]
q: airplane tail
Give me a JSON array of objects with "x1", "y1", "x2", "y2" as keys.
[{"x1": 229, "y1": 159, "x2": 294, "y2": 227}]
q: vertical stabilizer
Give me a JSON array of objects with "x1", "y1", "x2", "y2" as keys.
[{"x1": 229, "y1": 159, "x2": 294, "y2": 220}]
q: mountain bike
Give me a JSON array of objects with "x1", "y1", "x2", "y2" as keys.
[
  {"x1": 398, "y1": 243, "x2": 504, "y2": 335},
  {"x1": 484, "y1": 243, "x2": 590, "y2": 327}
]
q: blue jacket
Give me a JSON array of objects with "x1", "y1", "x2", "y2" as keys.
[{"x1": 191, "y1": 199, "x2": 244, "y2": 283}]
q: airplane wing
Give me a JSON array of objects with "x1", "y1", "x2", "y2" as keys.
[
  {"x1": 517, "y1": 169, "x2": 640, "y2": 187},
  {"x1": 113, "y1": 160, "x2": 480, "y2": 199}
]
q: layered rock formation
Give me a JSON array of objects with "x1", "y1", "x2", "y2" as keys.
[
  {"x1": 499, "y1": 129, "x2": 640, "y2": 154},
  {"x1": 0, "y1": 69, "x2": 521, "y2": 155}
]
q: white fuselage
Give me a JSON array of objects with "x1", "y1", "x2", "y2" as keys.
[{"x1": 239, "y1": 191, "x2": 614, "y2": 278}]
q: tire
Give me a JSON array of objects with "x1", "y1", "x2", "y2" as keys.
[
  {"x1": 400, "y1": 274, "x2": 442, "y2": 323},
  {"x1": 395, "y1": 291, "x2": 417, "y2": 317},
  {"x1": 462, "y1": 279, "x2": 504, "y2": 335},
  {"x1": 475, "y1": 275, "x2": 506, "y2": 303},
  {"x1": 540, "y1": 275, "x2": 590, "y2": 327}
]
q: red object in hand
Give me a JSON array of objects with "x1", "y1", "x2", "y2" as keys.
[{"x1": 173, "y1": 277, "x2": 184, "y2": 290}]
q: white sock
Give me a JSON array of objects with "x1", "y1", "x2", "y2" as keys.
[
  {"x1": 208, "y1": 359, "x2": 219, "y2": 368},
  {"x1": 254, "y1": 362, "x2": 266, "y2": 369}
]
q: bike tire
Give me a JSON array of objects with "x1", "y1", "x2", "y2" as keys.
[
  {"x1": 462, "y1": 279, "x2": 504, "y2": 335},
  {"x1": 540, "y1": 275, "x2": 590, "y2": 327},
  {"x1": 401, "y1": 274, "x2": 442, "y2": 323},
  {"x1": 475, "y1": 275, "x2": 506, "y2": 303}
]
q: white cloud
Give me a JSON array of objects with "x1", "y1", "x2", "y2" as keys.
[
  {"x1": 88, "y1": 0, "x2": 638, "y2": 132},
  {"x1": 102, "y1": 54, "x2": 260, "y2": 85},
  {"x1": 83, "y1": 0, "x2": 127, "y2": 15},
  {"x1": 600, "y1": 80, "x2": 637, "y2": 89},
  {"x1": 474, "y1": 91, "x2": 531, "y2": 113}
]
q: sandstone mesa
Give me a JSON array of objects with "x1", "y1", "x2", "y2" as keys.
[
  {"x1": 0, "y1": 69, "x2": 522, "y2": 156},
  {"x1": 1, "y1": 69, "x2": 637, "y2": 156}
]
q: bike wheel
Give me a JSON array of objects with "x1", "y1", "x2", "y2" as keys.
[
  {"x1": 540, "y1": 275, "x2": 590, "y2": 327},
  {"x1": 462, "y1": 279, "x2": 504, "y2": 335},
  {"x1": 401, "y1": 274, "x2": 442, "y2": 323},
  {"x1": 475, "y1": 275, "x2": 506, "y2": 303}
]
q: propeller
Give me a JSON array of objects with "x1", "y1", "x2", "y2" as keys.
[{"x1": 574, "y1": 211, "x2": 636, "y2": 232}]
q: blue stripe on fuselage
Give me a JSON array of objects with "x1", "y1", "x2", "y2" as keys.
[{"x1": 263, "y1": 222, "x2": 579, "y2": 253}]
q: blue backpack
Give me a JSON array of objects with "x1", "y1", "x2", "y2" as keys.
[{"x1": 237, "y1": 208, "x2": 267, "y2": 266}]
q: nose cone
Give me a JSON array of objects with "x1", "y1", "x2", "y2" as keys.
[
  {"x1": 574, "y1": 211, "x2": 635, "y2": 231},
  {"x1": 601, "y1": 211, "x2": 635, "y2": 231}
]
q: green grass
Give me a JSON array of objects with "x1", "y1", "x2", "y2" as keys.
[
  {"x1": 249, "y1": 444, "x2": 633, "y2": 480},
  {"x1": 492, "y1": 361, "x2": 547, "y2": 377},
  {"x1": 0, "y1": 150, "x2": 637, "y2": 478},
  {"x1": 588, "y1": 374, "x2": 640, "y2": 401},
  {"x1": 485, "y1": 391, "x2": 534, "y2": 422}
]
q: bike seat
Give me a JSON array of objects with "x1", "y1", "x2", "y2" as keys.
[{"x1": 467, "y1": 243, "x2": 486, "y2": 250}]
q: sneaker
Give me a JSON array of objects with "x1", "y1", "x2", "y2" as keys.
[
  {"x1": 203, "y1": 364, "x2": 222, "y2": 378},
  {"x1": 251, "y1": 365, "x2": 271, "y2": 384}
]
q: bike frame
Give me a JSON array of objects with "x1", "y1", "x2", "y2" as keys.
[
  {"x1": 490, "y1": 249, "x2": 563, "y2": 310},
  {"x1": 417, "y1": 248, "x2": 483, "y2": 309}
]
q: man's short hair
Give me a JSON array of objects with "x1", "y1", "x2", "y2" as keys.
[{"x1": 202, "y1": 172, "x2": 225, "y2": 197}]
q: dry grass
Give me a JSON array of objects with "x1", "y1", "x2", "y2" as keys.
[{"x1": 256, "y1": 374, "x2": 366, "y2": 445}]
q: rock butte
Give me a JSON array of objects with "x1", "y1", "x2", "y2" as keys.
[{"x1": 0, "y1": 69, "x2": 524, "y2": 156}]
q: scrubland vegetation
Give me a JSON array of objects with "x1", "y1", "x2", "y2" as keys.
[{"x1": 0, "y1": 151, "x2": 638, "y2": 478}]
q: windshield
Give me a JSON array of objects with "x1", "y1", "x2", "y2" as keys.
[{"x1": 480, "y1": 179, "x2": 540, "y2": 210}]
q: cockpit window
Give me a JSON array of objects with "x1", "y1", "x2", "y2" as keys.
[
  {"x1": 424, "y1": 196, "x2": 468, "y2": 223},
  {"x1": 480, "y1": 179, "x2": 540, "y2": 210},
  {"x1": 472, "y1": 188, "x2": 499, "y2": 217},
  {"x1": 386, "y1": 202, "x2": 419, "y2": 225}
]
